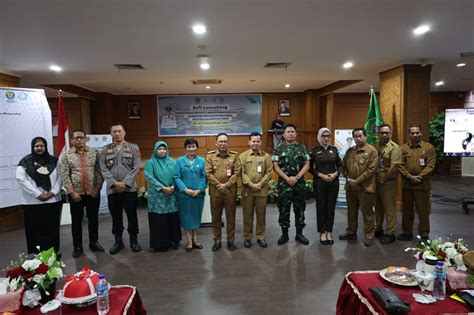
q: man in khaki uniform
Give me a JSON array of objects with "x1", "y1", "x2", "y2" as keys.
[
  {"x1": 340, "y1": 127, "x2": 378, "y2": 246},
  {"x1": 238, "y1": 132, "x2": 273, "y2": 248},
  {"x1": 373, "y1": 124, "x2": 401, "y2": 244},
  {"x1": 205, "y1": 133, "x2": 241, "y2": 252},
  {"x1": 397, "y1": 124, "x2": 436, "y2": 242}
]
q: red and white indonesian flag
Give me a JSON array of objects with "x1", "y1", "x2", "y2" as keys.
[{"x1": 55, "y1": 90, "x2": 69, "y2": 157}]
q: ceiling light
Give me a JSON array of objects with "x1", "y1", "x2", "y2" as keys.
[
  {"x1": 284, "y1": 84, "x2": 290, "y2": 88},
  {"x1": 413, "y1": 25, "x2": 430, "y2": 35},
  {"x1": 205, "y1": 85, "x2": 211, "y2": 89},
  {"x1": 49, "y1": 65, "x2": 62, "y2": 72},
  {"x1": 342, "y1": 62, "x2": 353, "y2": 69},
  {"x1": 457, "y1": 63, "x2": 466, "y2": 67},
  {"x1": 435, "y1": 81, "x2": 444, "y2": 86},
  {"x1": 200, "y1": 63, "x2": 210, "y2": 70},
  {"x1": 193, "y1": 24, "x2": 206, "y2": 34}
]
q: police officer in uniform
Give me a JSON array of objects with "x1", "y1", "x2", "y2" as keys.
[
  {"x1": 309, "y1": 127, "x2": 343, "y2": 245},
  {"x1": 99, "y1": 124, "x2": 142, "y2": 255},
  {"x1": 340, "y1": 127, "x2": 378, "y2": 246},
  {"x1": 272, "y1": 124, "x2": 310, "y2": 245},
  {"x1": 205, "y1": 133, "x2": 241, "y2": 251},
  {"x1": 372, "y1": 124, "x2": 401, "y2": 244},
  {"x1": 397, "y1": 124, "x2": 436, "y2": 242},
  {"x1": 238, "y1": 132, "x2": 273, "y2": 248}
]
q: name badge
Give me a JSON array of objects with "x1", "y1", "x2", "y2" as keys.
[
  {"x1": 227, "y1": 168, "x2": 232, "y2": 176},
  {"x1": 419, "y1": 158, "x2": 425, "y2": 166},
  {"x1": 379, "y1": 157, "x2": 384, "y2": 167},
  {"x1": 358, "y1": 157, "x2": 366, "y2": 165},
  {"x1": 257, "y1": 160, "x2": 262, "y2": 173}
]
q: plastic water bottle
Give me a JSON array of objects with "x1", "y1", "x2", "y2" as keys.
[
  {"x1": 96, "y1": 274, "x2": 110, "y2": 314},
  {"x1": 432, "y1": 261, "x2": 446, "y2": 300}
]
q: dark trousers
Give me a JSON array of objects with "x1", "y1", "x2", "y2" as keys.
[
  {"x1": 108, "y1": 192, "x2": 139, "y2": 237},
  {"x1": 69, "y1": 194, "x2": 100, "y2": 248},
  {"x1": 402, "y1": 189, "x2": 431, "y2": 237},
  {"x1": 23, "y1": 201, "x2": 62, "y2": 254},
  {"x1": 314, "y1": 182, "x2": 339, "y2": 233}
]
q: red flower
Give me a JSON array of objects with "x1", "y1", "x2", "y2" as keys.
[
  {"x1": 437, "y1": 249, "x2": 447, "y2": 260},
  {"x1": 23, "y1": 273, "x2": 33, "y2": 281},
  {"x1": 36, "y1": 263, "x2": 49, "y2": 275},
  {"x1": 417, "y1": 253, "x2": 423, "y2": 260},
  {"x1": 6, "y1": 267, "x2": 26, "y2": 279}
]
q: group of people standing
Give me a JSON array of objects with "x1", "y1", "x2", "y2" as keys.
[{"x1": 15, "y1": 121, "x2": 435, "y2": 258}]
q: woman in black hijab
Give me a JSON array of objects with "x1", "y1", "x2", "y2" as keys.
[{"x1": 16, "y1": 137, "x2": 63, "y2": 254}]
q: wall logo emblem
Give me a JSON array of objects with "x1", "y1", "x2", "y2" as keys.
[{"x1": 18, "y1": 92, "x2": 28, "y2": 101}]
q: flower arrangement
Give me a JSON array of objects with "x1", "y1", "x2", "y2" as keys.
[
  {"x1": 405, "y1": 235, "x2": 469, "y2": 271},
  {"x1": 4, "y1": 247, "x2": 65, "y2": 295}
]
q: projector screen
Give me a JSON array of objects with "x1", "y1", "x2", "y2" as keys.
[{"x1": 444, "y1": 108, "x2": 474, "y2": 157}]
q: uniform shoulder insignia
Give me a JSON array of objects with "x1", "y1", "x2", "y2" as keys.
[
  {"x1": 207, "y1": 150, "x2": 217, "y2": 154},
  {"x1": 311, "y1": 145, "x2": 319, "y2": 150},
  {"x1": 230, "y1": 150, "x2": 239, "y2": 154}
]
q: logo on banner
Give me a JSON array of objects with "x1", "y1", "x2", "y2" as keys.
[
  {"x1": 18, "y1": 92, "x2": 28, "y2": 101},
  {"x1": 5, "y1": 91, "x2": 15, "y2": 99}
]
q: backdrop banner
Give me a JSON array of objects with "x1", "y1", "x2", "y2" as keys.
[
  {"x1": 157, "y1": 94, "x2": 262, "y2": 136},
  {"x1": 0, "y1": 88, "x2": 53, "y2": 208}
]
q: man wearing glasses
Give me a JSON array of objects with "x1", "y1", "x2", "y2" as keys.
[{"x1": 60, "y1": 130, "x2": 104, "y2": 258}]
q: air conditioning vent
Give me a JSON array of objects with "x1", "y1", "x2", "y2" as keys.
[
  {"x1": 191, "y1": 79, "x2": 223, "y2": 85},
  {"x1": 264, "y1": 62, "x2": 292, "y2": 69},
  {"x1": 114, "y1": 64, "x2": 145, "y2": 70}
]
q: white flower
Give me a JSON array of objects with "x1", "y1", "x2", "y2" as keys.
[
  {"x1": 22, "y1": 259, "x2": 41, "y2": 271},
  {"x1": 441, "y1": 242, "x2": 454, "y2": 250},
  {"x1": 53, "y1": 267, "x2": 63, "y2": 278},
  {"x1": 444, "y1": 247, "x2": 458, "y2": 259},
  {"x1": 454, "y1": 253, "x2": 465, "y2": 267},
  {"x1": 32, "y1": 274, "x2": 46, "y2": 284},
  {"x1": 7, "y1": 278, "x2": 20, "y2": 291}
]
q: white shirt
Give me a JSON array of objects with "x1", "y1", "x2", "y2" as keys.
[{"x1": 16, "y1": 164, "x2": 62, "y2": 205}]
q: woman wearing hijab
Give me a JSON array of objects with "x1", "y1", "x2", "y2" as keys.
[
  {"x1": 16, "y1": 137, "x2": 63, "y2": 254},
  {"x1": 309, "y1": 128, "x2": 343, "y2": 245},
  {"x1": 173, "y1": 138, "x2": 207, "y2": 252},
  {"x1": 144, "y1": 141, "x2": 181, "y2": 252}
]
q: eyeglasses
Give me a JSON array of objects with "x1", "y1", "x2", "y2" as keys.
[
  {"x1": 321, "y1": 135, "x2": 331, "y2": 138},
  {"x1": 72, "y1": 136, "x2": 85, "y2": 140}
]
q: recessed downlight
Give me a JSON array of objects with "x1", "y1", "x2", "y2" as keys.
[
  {"x1": 435, "y1": 81, "x2": 444, "y2": 86},
  {"x1": 457, "y1": 63, "x2": 466, "y2": 67},
  {"x1": 413, "y1": 25, "x2": 430, "y2": 35},
  {"x1": 342, "y1": 62, "x2": 353, "y2": 69},
  {"x1": 284, "y1": 84, "x2": 290, "y2": 88},
  {"x1": 193, "y1": 24, "x2": 206, "y2": 34},
  {"x1": 205, "y1": 85, "x2": 211, "y2": 89},
  {"x1": 200, "y1": 63, "x2": 210, "y2": 70},
  {"x1": 49, "y1": 65, "x2": 62, "y2": 72}
]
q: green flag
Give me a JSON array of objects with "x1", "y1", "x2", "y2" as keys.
[{"x1": 364, "y1": 88, "x2": 384, "y2": 144}]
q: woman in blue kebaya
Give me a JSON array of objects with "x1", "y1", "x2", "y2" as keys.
[
  {"x1": 144, "y1": 141, "x2": 181, "y2": 252},
  {"x1": 173, "y1": 138, "x2": 207, "y2": 252}
]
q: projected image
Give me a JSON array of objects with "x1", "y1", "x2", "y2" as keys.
[{"x1": 444, "y1": 108, "x2": 474, "y2": 156}]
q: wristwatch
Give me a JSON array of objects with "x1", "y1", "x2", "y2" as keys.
[{"x1": 295, "y1": 174, "x2": 301, "y2": 180}]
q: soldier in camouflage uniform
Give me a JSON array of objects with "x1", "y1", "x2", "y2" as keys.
[{"x1": 272, "y1": 124, "x2": 310, "y2": 245}]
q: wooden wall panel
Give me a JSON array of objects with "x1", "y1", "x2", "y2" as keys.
[
  {"x1": 430, "y1": 92, "x2": 465, "y2": 118},
  {"x1": 0, "y1": 73, "x2": 20, "y2": 87},
  {"x1": 380, "y1": 69, "x2": 403, "y2": 143},
  {"x1": 333, "y1": 93, "x2": 370, "y2": 131}
]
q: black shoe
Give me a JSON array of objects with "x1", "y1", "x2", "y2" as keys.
[
  {"x1": 212, "y1": 242, "x2": 222, "y2": 252},
  {"x1": 364, "y1": 238, "x2": 374, "y2": 246},
  {"x1": 327, "y1": 239, "x2": 334, "y2": 245},
  {"x1": 130, "y1": 235, "x2": 142, "y2": 253},
  {"x1": 380, "y1": 234, "x2": 396, "y2": 244},
  {"x1": 192, "y1": 242, "x2": 203, "y2": 249},
  {"x1": 244, "y1": 239, "x2": 252, "y2": 248},
  {"x1": 339, "y1": 233, "x2": 357, "y2": 241},
  {"x1": 396, "y1": 233, "x2": 413, "y2": 241},
  {"x1": 72, "y1": 247, "x2": 84, "y2": 258},
  {"x1": 277, "y1": 234, "x2": 289, "y2": 245},
  {"x1": 374, "y1": 229, "x2": 384, "y2": 239},
  {"x1": 257, "y1": 239, "x2": 268, "y2": 248},
  {"x1": 320, "y1": 239, "x2": 329, "y2": 245},
  {"x1": 295, "y1": 233, "x2": 309, "y2": 245},
  {"x1": 186, "y1": 245, "x2": 193, "y2": 253},
  {"x1": 109, "y1": 241, "x2": 125, "y2": 255},
  {"x1": 89, "y1": 241, "x2": 105, "y2": 252},
  {"x1": 227, "y1": 241, "x2": 236, "y2": 251}
]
